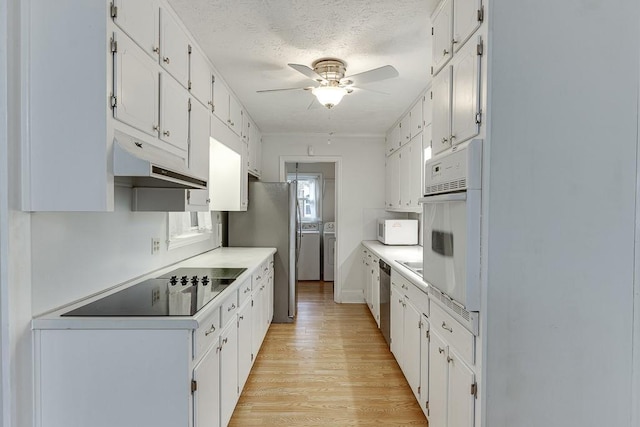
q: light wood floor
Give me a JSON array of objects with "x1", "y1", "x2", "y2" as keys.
[{"x1": 229, "y1": 281, "x2": 428, "y2": 426}]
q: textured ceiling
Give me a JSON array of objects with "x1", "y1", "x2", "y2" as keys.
[{"x1": 168, "y1": 0, "x2": 438, "y2": 136}]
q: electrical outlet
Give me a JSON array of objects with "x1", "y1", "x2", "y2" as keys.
[{"x1": 151, "y1": 237, "x2": 161, "y2": 254}]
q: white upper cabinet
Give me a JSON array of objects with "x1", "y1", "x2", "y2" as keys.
[
  {"x1": 432, "y1": 65, "x2": 452, "y2": 155},
  {"x1": 159, "y1": 73, "x2": 189, "y2": 152},
  {"x1": 212, "y1": 75, "x2": 230, "y2": 125},
  {"x1": 424, "y1": 90, "x2": 433, "y2": 127},
  {"x1": 410, "y1": 98, "x2": 424, "y2": 138},
  {"x1": 189, "y1": 98, "x2": 211, "y2": 180},
  {"x1": 451, "y1": 35, "x2": 482, "y2": 146},
  {"x1": 112, "y1": 30, "x2": 159, "y2": 138},
  {"x1": 159, "y1": 7, "x2": 190, "y2": 88},
  {"x1": 399, "y1": 145, "x2": 412, "y2": 208},
  {"x1": 229, "y1": 95, "x2": 243, "y2": 137},
  {"x1": 112, "y1": 0, "x2": 159, "y2": 59},
  {"x1": 399, "y1": 116, "x2": 411, "y2": 147},
  {"x1": 431, "y1": 0, "x2": 453, "y2": 76},
  {"x1": 409, "y1": 134, "x2": 424, "y2": 207},
  {"x1": 453, "y1": 0, "x2": 484, "y2": 53},
  {"x1": 189, "y1": 45, "x2": 213, "y2": 109}
]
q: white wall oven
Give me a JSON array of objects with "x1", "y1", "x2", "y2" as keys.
[{"x1": 420, "y1": 139, "x2": 482, "y2": 312}]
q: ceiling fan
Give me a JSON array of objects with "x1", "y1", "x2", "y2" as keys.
[{"x1": 257, "y1": 58, "x2": 399, "y2": 109}]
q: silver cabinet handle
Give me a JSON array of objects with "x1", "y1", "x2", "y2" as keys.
[
  {"x1": 447, "y1": 356, "x2": 453, "y2": 363},
  {"x1": 443, "y1": 48, "x2": 449, "y2": 56},
  {"x1": 442, "y1": 137, "x2": 448, "y2": 143},
  {"x1": 438, "y1": 347, "x2": 445, "y2": 354},
  {"x1": 163, "y1": 130, "x2": 170, "y2": 137},
  {"x1": 244, "y1": 287, "x2": 250, "y2": 294},
  {"x1": 441, "y1": 321, "x2": 453, "y2": 333},
  {"x1": 163, "y1": 56, "x2": 170, "y2": 64},
  {"x1": 239, "y1": 315, "x2": 244, "y2": 320},
  {"x1": 204, "y1": 325, "x2": 216, "y2": 336},
  {"x1": 153, "y1": 46, "x2": 160, "y2": 54},
  {"x1": 152, "y1": 125, "x2": 159, "y2": 131},
  {"x1": 228, "y1": 303, "x2": 236, "y2": 311},
  {"x1": 222, "y1": 337, "x2": 228, "y2": 345}
]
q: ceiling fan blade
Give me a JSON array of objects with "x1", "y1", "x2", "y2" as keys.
[
  {"x1": 349, "y1": 86, "x2": 390, "y2": 95},
  {"x1": 342, "y1": 65, "x2": 398, "y2": 86},
  {"x1": 256, "y1": 86, "x2": 312, "y2": 93},
  {"x1": 288, "y1": 63, "x2": 327, "y2": 82}
]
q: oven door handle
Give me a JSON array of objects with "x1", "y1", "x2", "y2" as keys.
[{"x1": 419, "y1": 193, "x2": 467, "y2": 203}]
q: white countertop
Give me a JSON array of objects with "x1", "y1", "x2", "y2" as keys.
[
  {"x1": 32, "y1": 247, "x2": 276, "y2": 330},
  {"x1": 361, "y1": 240, "x2": 428, "y2": 292}
]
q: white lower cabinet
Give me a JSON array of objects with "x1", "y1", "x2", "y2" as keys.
[
  {"x1": 33, "y1": 255, "x2": 275, "y2": 427},
  {"x1": 193, "y1": 339, "x2": 221, "y2": 427},
  {"x1": 419, "y1": 314, "x2": 430, "y2": 417},
  {"x1": 220, "y1": 316, "x2": 239, "y2": 427},
  {"x1": 390, "y1": 271, "x2": 427, "y2": 401},
  {"x1": 428, "y1": 301, "x2": 477, "y2": 427}
]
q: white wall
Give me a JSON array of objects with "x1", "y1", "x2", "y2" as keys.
[
  {"x1": 262, "y1": 134, "x2": 386, "y2": 302},
  {"x1": 483, "y1": 1, "x2": 640, "y2": 426},
  {"x1": 31, "y1": 186, "x2": 217, "y2": 315}
]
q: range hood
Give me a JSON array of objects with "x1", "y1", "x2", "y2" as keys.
[{"x1": 113, "y1": 130, "x2": 207, "y2": 189}]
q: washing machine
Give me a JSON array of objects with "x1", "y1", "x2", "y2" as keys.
[
  {"x1": 323, "y1": 222, "x2": 336, "y2": 282},
  {"x1": 298, "y1": 222, "x2": 320, "y2": 280}
]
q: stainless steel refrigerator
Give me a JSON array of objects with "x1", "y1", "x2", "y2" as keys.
[{"x1": 228, "y1": 182, "x2": 299, "y2": 323}]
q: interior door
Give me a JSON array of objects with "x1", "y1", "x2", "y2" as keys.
[{"x1": 112, "y1": 31, "x2": 159, "y2": 137}]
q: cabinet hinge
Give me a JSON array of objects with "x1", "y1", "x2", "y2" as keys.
[
  {"x1": 477, "y1": 6, "x2": 484, "y2": 23},
  {"x1": 188, "y1": 80, "x2": 192, "y2": 91},
  {"x1": 110, "y1": 94, "x2": 117, "y2": 109},
  {"x1": 418, "y1": 320, "x2": 422, "y2": 329},
  {"x1": 426, "y1": 330, "x2": 430, "y2": 339},
  {"x1": 475, "y1": 111, "x2": 482, "y2": 124},
  {"x1": 110, "y1": 3, "x2": 118, "y2": 19},
  {"x1": 471, "y1": 382, "x2": 478, "y2": 397},
  {"x1": 251, "y1": 353, "x2": 254, "y2": 362},
  {"x1": 430, "y1": 91, "x2": 433, "y2": 100},
  {"x1": 110, "y1": 38, "x2": 117, "y2": 54},
  {"x1": 188, "y1": 98, "x2": 192, "y2": 112},
  {"x1": 418, "y1": 386, "x2": 421, "y2": 395},
  {"x1": 251, "y1": 300, "x2": 254, "y2": 307},
  {"x1": 188, "y1": 44, "x2": 192, "y2": 54},
  {"x1": 430, "y1": 66, "x2": 434, "y2": 76},
  {"x1": 431, "y1": 27, "x2": 434, "y2": 36},
  {"x1": 191, "y1": 380, "x2": 197, "y2": 394},
  {"x1": 477, "y1": 39, "x2": 484, "y2": 56}
]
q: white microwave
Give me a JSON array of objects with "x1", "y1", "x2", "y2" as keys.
[{"x1": 377, "y1": 219, "x2": 418, "y2": 245}]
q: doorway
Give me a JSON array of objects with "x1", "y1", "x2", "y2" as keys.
[{"x1": 280, "y1": 157, "x2": 341, "y2": 303}]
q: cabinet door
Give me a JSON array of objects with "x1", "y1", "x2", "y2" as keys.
[
  {"x1": 399, "y1": 145, "x2": 412, "y2": 208},
  {"x1": 240, "y1": 142, "x2": 249, "y2": 210},
  {"x1": 424, "y1": 91, "x2": 433, "y2": 127},
  {"x1": 410, "y1": 99, "x2": 424, "y2": 138},
  {"x1": 112, "y1": 31, "x2": 159, "y2": 138},
  {"x1": 432, "y1": 65, "x2": 452, "y2": 155},
  {"x1": 451, "y1": 36, "x2": 482, "y2": 146},
  {"x1": 448, "y1": 348, "x2": 476, "y2": 427},
  {"x1": 159, "y1": 8, "x2": 190, "y2": 88},
  {"x1": 251, "y1": 285, "x2": 265, "y2": 357},
  {"x1": 212, "y1": 75, "x2": 230, "y2": 123},
  {"x1": 390, "y1": 286, "x2": 404, "y2": 359},
  {"x1": 189, "y1": 99, "x2": 210, "y2": 180},
  {"x1": 419, "y1": 316, "x2": 430, "y2": 417},
  {"x1": 385, "y1": 150, "x2": 400, "y2": 209},
  {"x1": 453, "y1": 0, "x2": 483, "y2": 53},
  {"x1": 192, "y1": 342, "x2": 220, "y2": 427},
  {"x1": 399, "y1": 116, "x2": 411, "y2": 146},
  {"x1": 229, "y1": 96, "x2": 243, "y2": 136},
  {"x1": 429, "y1": 331, "x2": 449, "y2": 427},
  {"x1": 160, "y1": 73, "x2": 189, "y2": 152},
  {"x1": 403, "y1": 300, "x2": 422, "y2": 401},
  {"x1": 431, "y1": 0, "x2": 453, "y2": 76},
  {"x1": 190, "y1": 45, "x2": 213, "y2": 109},
  {"x1": 409, "y1": 134, "x2": 424, "y2": 209},
  {"x1": 220, "y1": 320, "x2": 239, "y2": 427},
  {"x1": 371, "y1": 257, "x2": 380, "y2": 326},
  {"x1": 237, "y1": 301, "x2": 253, "y2": 393},
  {"x1": 364, "y1": 257, "x2": 372, "y2": 306},
  {"x1": 112, "y1": 0, "x2": 159, "y2": 59}
]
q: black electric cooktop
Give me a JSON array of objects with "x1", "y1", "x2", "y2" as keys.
[{"x1": 62, "y1": 267, "x2": 246, "y2": 317}]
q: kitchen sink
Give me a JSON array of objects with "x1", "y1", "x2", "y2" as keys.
[{"x1": 396, "y1": 260, "x2": 423, "y2": 277}]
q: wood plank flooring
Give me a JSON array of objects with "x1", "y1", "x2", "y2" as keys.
[{"x1": 229, "y1": 281, "x2": 428, "y2": 426}]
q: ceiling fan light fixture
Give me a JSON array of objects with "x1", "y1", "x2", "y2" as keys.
[{"x1": 312, "y1": 86, "x2": 347, "y2": 109}]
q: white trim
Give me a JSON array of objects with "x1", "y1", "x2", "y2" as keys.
[
  {"x1": 0, "y1": 0, "x2": 8, "y2": 422},
  {"x1": 279, "y1": 156, "x2": 342, "y2": 303},
  {"x1": 633, "y1": 26, "x2": 640, "y2": 426}
]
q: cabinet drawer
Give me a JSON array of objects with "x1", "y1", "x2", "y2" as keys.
[
  {"x1": 430, "y1": 301, "x2": 475, "y2": 365},
  {"x1": 220, "y1": 290, "x2": 239, "y2": 326},
  {"x1": 407, "y1": 282, "x2": 429, "y2": 317},
  {"x1": 193, "y1": 305, "x2": 220, "y2": 360},
  {"x1": 238, "y1": 277, "x2": 252, "y2": 306}
]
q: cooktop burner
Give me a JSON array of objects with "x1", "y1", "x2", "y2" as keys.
[{"x1": 62, "y1": 267, "x2": 246, "y2": 317}]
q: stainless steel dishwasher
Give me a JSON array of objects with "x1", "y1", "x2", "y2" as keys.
[{"x1": 379, "y1": 259, "x2": 391, "y2": 346}]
